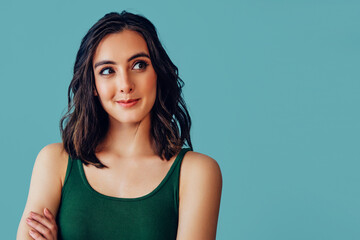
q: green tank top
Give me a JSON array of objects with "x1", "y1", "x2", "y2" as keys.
[{"x1": 56, "y1": 148, "x2": 191, "y2": 240}]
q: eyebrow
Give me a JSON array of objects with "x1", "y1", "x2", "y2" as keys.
[{"x1": 94, "y1": 52, "x2": 150, "y2": 69}]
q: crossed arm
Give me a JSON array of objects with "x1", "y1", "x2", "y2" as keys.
[{"x1": 16, "y1": 143, "x2": 66, "y2": 240}]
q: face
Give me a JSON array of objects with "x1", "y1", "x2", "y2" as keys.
[{"x1": 92, "y1": 30, "x2": 157, "y2": 125}]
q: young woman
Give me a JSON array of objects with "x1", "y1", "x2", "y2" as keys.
[{"x1": 17, "y1": 11, "x2": 222, "y2": 240}]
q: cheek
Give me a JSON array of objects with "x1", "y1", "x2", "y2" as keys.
[
  {"x1": 95, "y1": 81, "x2": 113, "y2": 100},
  {"x1": 145, "y1": 75, "x2": 157, "y2": 102},
  {"x1": 144, "y1": 73, "x2": 157, "y2": 98},
  {"x1": 144, "y1": 79, "x2": 157, "y2": 96}
]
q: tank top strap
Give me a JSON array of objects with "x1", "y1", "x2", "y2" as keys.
[
  {"x1": 172, "y1": 147, "x2": 192, "y2": 212},
  {"x1": 173, "y1": 147, "x2": 192, "y2": 172},
  {"x1": 61, "y1": 154, "x2": 85, "y2": 197},
  {"x1": 63, "y1": 154, "x2": 74, "y2": 188}
]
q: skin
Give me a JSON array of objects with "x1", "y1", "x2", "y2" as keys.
[{"x1": 17, "y1": 30, "x2": 222, "y2": 239}]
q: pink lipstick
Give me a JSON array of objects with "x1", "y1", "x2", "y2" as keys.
[{"x1": 116, "y1": 98, "x2": 140, "y2": 108}]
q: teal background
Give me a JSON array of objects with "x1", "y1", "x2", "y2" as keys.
[{"x1": 1, "y1": 0, "x2": 359, "y2": 239}]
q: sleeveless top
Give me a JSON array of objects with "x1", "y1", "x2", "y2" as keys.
[{"x1": 56, "y1": 148, "x2": 191, "y2": 240}]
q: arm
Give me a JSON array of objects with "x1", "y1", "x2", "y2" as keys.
[
  {"x1": 16, "y1": 143, "x2": 68, "y2": 240},
  {"x1": 177, "y1": 152, "x2": 223, "y2": 240}
]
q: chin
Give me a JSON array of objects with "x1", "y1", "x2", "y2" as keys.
[{"x1": 109, "y1": 113, "x2": 151, "y2": 125}]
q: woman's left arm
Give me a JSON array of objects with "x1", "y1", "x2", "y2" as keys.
[{"x1": 177, "y1": 152, "x2": 223, "y2": 240}]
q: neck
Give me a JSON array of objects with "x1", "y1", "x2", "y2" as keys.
[{"x1": 97, "y1": 113, "x2": 155, "y2": 159}]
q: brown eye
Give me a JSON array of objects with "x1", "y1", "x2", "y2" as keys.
[
  {"x1": 100, "y1": 67, "x2": 114, "y2": 75},
  {"x1": 133, "y1": 61, "x2": 148, "y2": 70}
]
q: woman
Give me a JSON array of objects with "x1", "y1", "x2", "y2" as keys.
[{"x1": 17, "y1": 11, "x2": 222, "y2": 240}]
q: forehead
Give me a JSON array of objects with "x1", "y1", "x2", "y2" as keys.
[{"x1": 93, "y1": 30, "x2": 149, "y2": 62}]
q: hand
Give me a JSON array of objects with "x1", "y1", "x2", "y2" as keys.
[{"x1": 26, "y1": 208, "x2": 58, "y2": 240}]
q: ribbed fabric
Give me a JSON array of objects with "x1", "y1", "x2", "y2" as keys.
[{"x1": 56, "y1": 148, "x2": 191, "y2": 240}]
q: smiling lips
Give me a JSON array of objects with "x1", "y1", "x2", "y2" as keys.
[
  {"x1": 117, "y1": 98, "x2": 140, "y2": 103},
  {"x1": 116, "y1": 98, "x2": 140, "y2": 107}
]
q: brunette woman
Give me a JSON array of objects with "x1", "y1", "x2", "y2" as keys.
[{"x1": 17, "y1": 10, "x2": 222, "y2": 240}]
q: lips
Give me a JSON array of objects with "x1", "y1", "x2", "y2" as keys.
[{"x1": 116, "y1": 98, "x2": 140, "y2": 103}]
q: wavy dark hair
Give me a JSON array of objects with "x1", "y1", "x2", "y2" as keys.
[{"x1": 60, "y1": 11, "x2": 193, "y2": 168}]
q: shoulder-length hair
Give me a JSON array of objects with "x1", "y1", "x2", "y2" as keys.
[{"x1": 60, "y1": 11, "x2": 193, "y2": 168}]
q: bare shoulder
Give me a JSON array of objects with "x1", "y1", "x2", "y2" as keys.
[
  {"x1": 181, "y1": 150, "x2": 223, "y2": 185},
  {"x1": 179, "y1": 150, "x2": 223, "y2": 201},
  {"x1": 37, "y1": 142, "x2": 67, "y2": 159},
  {"x1": 35, "y1": 142, "x2": 69, "y2": 186}
]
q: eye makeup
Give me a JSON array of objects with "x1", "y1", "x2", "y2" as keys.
[{"x1": 98, "y1": 60, "x2": 150, "y2": 76}]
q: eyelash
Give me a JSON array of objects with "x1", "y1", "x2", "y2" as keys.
[{"x1": 99, "y1": 60, "x2": 149, "y2": 75}]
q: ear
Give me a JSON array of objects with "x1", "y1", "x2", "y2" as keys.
[{"x1": 93, "y1": 88, "x2": 98, "y2": 96}]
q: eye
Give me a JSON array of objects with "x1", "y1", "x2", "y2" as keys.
[
  {"x1": 99, "y1": 67, "x2": 114, "y2": 75},
  {"x1": 133, "y1": 61, "x2": 149, "y2": 70}
]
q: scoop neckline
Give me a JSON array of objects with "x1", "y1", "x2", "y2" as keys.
[{"x1": 77, "y1": 148, "x2": 189, "y2": 202}]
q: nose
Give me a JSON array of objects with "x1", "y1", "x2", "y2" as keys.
[{"x1": 117, "y1": 70, "x2": 134, "y2": 94}]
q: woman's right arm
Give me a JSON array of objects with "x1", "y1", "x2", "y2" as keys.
[{"x1": 16, "y1": 143, "x2": 68, "y2": 240}]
